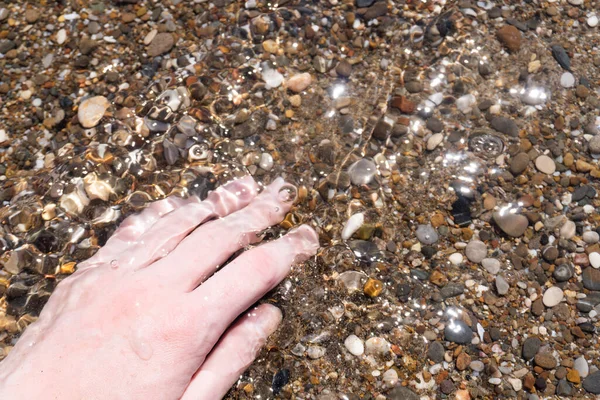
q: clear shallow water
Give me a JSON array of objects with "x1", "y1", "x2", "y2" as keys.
[{"x1": 1, "y1": 0, "x2": 600, "y2": 398}]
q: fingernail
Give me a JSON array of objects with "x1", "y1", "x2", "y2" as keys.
[
  {"x1": 287, "y1": 225, "x2": 319, "y2": 263},
  {"x1": 256, "y1": 305, "x2": 283, "y2": 336}
]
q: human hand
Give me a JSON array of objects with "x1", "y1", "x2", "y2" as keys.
[{"x1": 0, "y1": 176, "x2": 319, "y2": 400}]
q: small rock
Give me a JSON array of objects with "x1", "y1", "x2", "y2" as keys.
[
  {"x1": 589, "y1": 252, "x2": 600, "y2": 268},
  {"x1": 535, "y1": 155, "x2": 556, "y2": 174},
  {"x1": 582, "y1": 267, "x2": 600, "y2": 290},
  {"x1": 582, "y1": 371, "x2": 600, "y2": 394},
  {"x1": 491, "y1": 116, "x2": 519, "y2": 137},
  {"x1": 543, "y1": 286, "x2": 564, "y2": 307},
  {"x1": 465, "y1": 240, "x2": 487, "y2": 263},
  {"x1": 445, "y1": 320, "x2": 472, "y2": 344},
  {"x1": 336, "y1": 60, "x2": 352, "y2": 77},
  {"x1": 510, "y1": 153, "x2": 530, "y2": 175},
  {"x1": 56, "y1": 28, "x2": 67, "y2": 45},
  {"x1": 560, "y1": 72, "x2": 576, "y2": 88},
  {"x1": 496, "y1": 25, "x2": 521, "y2": 52},
  {"x1": 535, "y1": 352, "x2": 557, "y2": 369},
  {"x1": 427, "y1": 133, "x2": 444, "y2": 150},
  {"x1": 493, "y1": 211, "x2": 529, "y2": 237},
  {"x1": 509, "y1": 378, "x2": 523, "y2": 392},
  {"x1": 363, "y1": 2, "x2": 388, "y2": 19},
  {"x1": 147, "y1": 33, "x2": 175, "y2": 57},
  {"x1": 482, "y1": 258, "x2": 501, "y2": 274},
  {"x1": 427, "y1": 341, "x2": 445, "y2": 363},
  {"x1": 551, "y1": 45, "x2": 571, "y2": 71},
  {"x1": 307, "y1": 345, "x2": 326, "y2": 359},
  {"x1": 387, "y1": 386, "x2": 419, "y2": 400},
  {"x1": 342, "y1": 213, "x2": 364, "y2": 240},
  {"x1": 449, "y1": 253, "x2": 464, "y2": 265},
  {"x1": 588, "y1": 15, "x2": 599, "y2": 28},
  {"x1": 456, "y1": 352, "x2": 470, "y2": 371},
  {"x1": 553, "y1": 264, "x2": 573, "y2": 282},
  {"x1": 495, "y1": 275, "x2": 509, "y2": 295},
  {"x1": 560, "y1": 220, "x2": 576, "y2": 239},
  {"x1": 25, "y1": 9, "x2": 41, "y2": 24},
  {"x1": 574, "y1": 356, "x2": 589, "y2": 378},
  {"x1": 583, "y1": 231, "x2": 599, "y2": 244},
  {"x1": 589, "y1": 135, "x2": 600, "y2": 155},
  {"x1": 416, "y1": 224, "x2": 439, "y2": 245},
  {"x1": 78, "y1": 96, "x2": 110, "y2": 128},
  {"x1": 348, "y1": 158, "x2": 377, "y2": 185},
  {"x1": 286, "y1": 73, "x2": 312, "y2": 93},
  {"x1": 363, "y1": 278, "x2": 383, "y2": 297},
  {"x1": 522, "y1": 337, "x2": 541, "y2": 360},
  {"x1": 344, "y1": 335, "x2": 365, "y2": 356},
  {"x1": 364, "y1": 337, "x2": 390, "y2": 355}
]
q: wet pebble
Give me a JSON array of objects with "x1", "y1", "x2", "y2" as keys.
[
  {"x1": 582, "y1": 267, "x2": 600, "y2": 290},
  {"x1": 286, "y1": 73, "x2": 312, "y2": 93},
  {"x1": 535, "y1": 155, "x2": 556, "y2": 174},
  {"x1": 510, "y1": 153, "x2": 529, "y2": 175},
  {"x1": 427, "y1": 341, "x2": 445, "y2": 363},
  {"x1": 493, "y1": 211, "x2": 529, "y2": 237},
  {"x1": 344, "y1": 334, "x2": 365, "y2": 356},
  {"x1": 496, "y1": 25, "x2": 521, "y2": 52},
  {"x1": 364, "y1": 337, "x2": 390, "y2": 355},
  {"x1": 482, "y1": 258, "x2": 501, "y2": 274},
  {"x1": 444, "y1": 320, "x2": 472, "y2": 344},
  {"x1": 465, "y1": 240, "x2": 487, "y2": 263},
  {"x1": 416, "y1": 224, "x2": 438, "y2": 245},
  {"x1": 342, "y1": 213, "x2": 364, "y2": 240},
  {"x1": 561, "y1": 72, "x2": 576, "y2": 88},
  {"x1": 495, "y1": 275, "x2": 509, "y2": 295},
  {"x1": 307, "y1": 345, "x2": 326, "y2": 359},
  {"x1": 542, "y1": 286, "x2": 564, "y2": 307},
  {"x1": 78, "y1": 96, "x2": 110, "y2": 128},
  {"x1": 147, "y1": 33, "x2": 175, "y2": 57},
  {"x1": 426, "y1": 133, "x2": 444, "y2": 150},
  {"x1": 491, "y1": 117, "x2": 519, "y2": 137},
  {"x1": 348, "y1": 158, "x2": 377, "y2": 185}
]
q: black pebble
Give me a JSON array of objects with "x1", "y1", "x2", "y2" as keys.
[
  {"x1": 551, "y1": 45, "x2": 571, "y2": 71},
  {"x1": 272, "y1": 369, "x2": 290, "y2": 395}
]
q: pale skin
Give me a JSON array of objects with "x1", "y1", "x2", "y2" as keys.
[{"x1": 0, "y1": 176, "x2": 319, "y2": 399}]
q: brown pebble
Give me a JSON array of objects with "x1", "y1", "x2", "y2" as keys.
[
  {"x1": 456, "y1": 352, "x2": 470, "y2": 371},
  {"x1": 496, "y1": 25, "x2": 522, "y2": 52},
  {"x1": 363, "y1": 278, "x2": 383, "y2": 297}
]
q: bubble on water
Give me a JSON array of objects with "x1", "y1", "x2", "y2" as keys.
[
  {"x1": 348, "y1": 158, "x2": 377, "y2": 186},
  {"x1": 110, "y1": 259, "x2": 119, "y2": 269},
  {"x1": 278, "y1": 184, "x2": 297, "y2": 203}
]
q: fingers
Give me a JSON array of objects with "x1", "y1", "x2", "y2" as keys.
[
  {"x1": 180, "y1": 304, "x2": 282, "y2": 400},
  {"x1": 116, "y1": 175, "x2": 259, "y2": 270},
  {"x1": 148, "y1": 177, "x2": 296, "y2": 290},
  {"x1": 188, "y1": 225, "x2": 318, "y2": 343},
  {"x1": 79, "y1": 196, "x2": 191, "y2": 269}
]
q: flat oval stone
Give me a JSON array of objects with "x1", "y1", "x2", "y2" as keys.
[
  {"x1": 583, "y1": 370, "x2": 600, "y2": 394},
  {"x1": 535, "y1": 155, "x2": 556, "y2": 174},
  {"x1": 465, "y1": 240, "x2": 487, "y2": 263},
  {"x1": 542, "y1": 286, "x2": 564, "y2": 307},
  {"x1": 582, "y1": 267, "x2": 600, "y2": 290},
  {"x1": 416, "y1": 224, "x2": 439, "y2": 244}
]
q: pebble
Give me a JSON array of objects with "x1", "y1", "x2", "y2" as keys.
[
  {"x1": 259, "y1": 153, "x2": 273, "y2": 170},
  {"x1": 364, "y1": 337, "x2": 390, "y2": 355},
  {"x1": 522, "y1": 336, "x2": 541, "y2": 360},
  {"x1": 583, "y1": 231, "x2": 599, "y2": 244},
  {"x1": 348, "y1": 158, "x2": 377, "y2": 186},
  {"x1": 534, "y1": 352, "x2": 557, "y2": 369},
  {"x1": 491, "y1": 116, "x2": 519, "y2": 137},
  {"x1": 582, "y1": 267, "x2": 600, "y2": 290},
  {"x1": 78, "y1": 96, "x2": 110, "y2": 128},
  {"x1": 382, "y1": 368, "x2": 398, "y2": 387},
  {"x1": 553, "y1": 264, "x2": 573, "y2": 282},
  {"x1": 465, "y1": 240, "x2": 487, "y2": 263},
  {"x1": 588, "y1": 15, "x2": 599, "y2": 27},
  {"x1": 387, "y1": 387, "x2": 419, "y2": 400},
  {"x1": 509, "y1": 378, "x2": 523, "y2": 392},
  {"x1": 493, "y1": 211, "x2": 529, "y2": 237},
  {"x1": 427, "y1": 341, "x2": 445, "y2": 363},
  {"x1": 560, "y1": 220, "x2": 576, "y2": 239},
  {"x1": 416, "y1": 224, "x2": 439, "y2": 245},
  {"x1": 262, "y1": 67, "x2": 284, "y2": 89},
  {"x1": 456, "y1": 94, "x2": 476, "y2": 113},
  {"x1": 445, "y1": 320, "x2": 472, "y2": 344},
  {"x1": 574, "y1": 356, "x2": 589, "y2": 378},
  {"x1": 286, "y1": 73, "x2": 312, "y2": 93},
  {"x1": 496, "y1": 25, "x2": 522, "y2": 52},
  {"x1": 560, "y1": 72, "x2": 576, "y2": 88},
  {"x1": 542, "y1": 286, "x2": 564, "y2": 307},
  {"x1": 147, "y1": 33, "x2": 175, "y2": 57},
  {"x1": 307, "y1": 345, "x2": 326, "y2": 359},
  {"x1": 535, "y1": 155, "x2": 556, "y2": 174},
  {"x1": 482, "y1": 258, "x2": 501, "y2": 274},
  {"x1": 495, "y1": 275, "x2": 509, "y2": 295},
  {"x1": 589, "y1": 252, "x2": 600, "y2": 268},
  {"x1": 583, "y1": 371, "x2": 600, "y2": 394},
  {"x1": 449, "y1": 252, "x2": 464, "y2": 265},
  {"x1": 589, "y1": 135, "x2": 600, "y2": 154},
  {"x1": 56, "y1": 28, "x2": 67, "y2": 45},
  {"x1": 510, "y1": 153, "x2": 530, "y2": 175},
  {"x1": 426, "y1": 133, "x2": 444, "y2": 150},
  {"x1": 470, "y1": 360, "x2": 485, "y2": 372},
  {"x1": 342, "y1": 213, "x2": 364, "y2": 240},
  {"x1": 344, "y1": 335, "x2": 365, "y2": 356}
]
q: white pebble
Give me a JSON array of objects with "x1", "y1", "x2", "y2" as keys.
[
  {"x1": 588, "y1": 15, "x2": 599, "y2": 27},
  {"x1": 144, "y1": 29, "x2": 158, "y2": 45},
  {"x1": 32, "y1": 98, "x2": 42, "y2": 107},
  {"x1": 574, "y1": 356, "x2": 589, "y2": 378},
  {"x1": 583, "y1": 231, "x2": 599, "y2": 244},
  {"x1": 382, "y1": 369, "x2": 398, "y2": 386},
  {"x1": 0, "y1": 129, "x2": 8, "y2": 142},
  {"x1": 342, "y1": 213, "x2": 364, "y2": 240},
  {"x1": 307, "y1": 345, "x2": 326, "y2": 359},
  {"x1": 364, "y1": 337, "x2": 390, "y2": 355},
  {"x1": 344, "y1": 334, "x2": 365, "y2": 356},
  {"x1": 560, "y1": 72, "x2": 576, "y2": 88},
  {"x1": 590, "y1": 252, "x2": 600, "y2": 268},
  {"x1": 20, "y1": 90, "x2": 32, "y2": 100},
  {"x1": 456, "y1": 94, "x2": 476, "y2": 113},
  {"x1": 56, "y1": 28, "x2": 67, "y2": 44},
  {"x1": 427, "y1": 133, "x2": 444, "y2": 150},
  {"x1": 560, "y1": 220, "x2": 576, "y2": 239},
  {"x1": 259, "y1": 153, "x2": 273, "y2": 171},
  {"x1": 449, "y1": 252, "x2": 464, "y2": 265},
  {"x1": 508, "y1": 378, "x2": 523, "y2": 391},
  {"x1": 542, "y1": 286, "x2": 564, "y2": 307}
]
